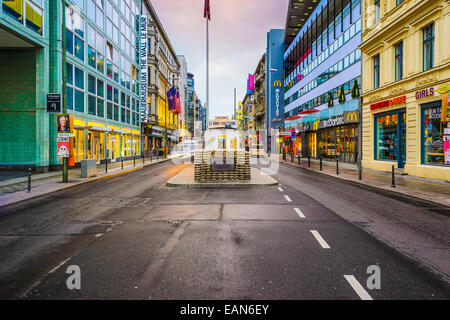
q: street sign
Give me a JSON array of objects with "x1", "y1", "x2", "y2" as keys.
[{"x1": 47, "y1": 94, "x2": 61, "y2": 113}]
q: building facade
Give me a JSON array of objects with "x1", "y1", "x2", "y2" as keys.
[
  {"x1": 186, "y1": 72, "x2": 195, "y2": 136},
  {"x1": 283, "y1": 0, "x2": 362, "y2": 161},
  {"x1": 1, "y1": 0, "x2": 142, "y2": 171},
  {"x1": 265, "y1": 29, "x2": 285, "y2": 140},
  {"x1": 176, "y1": 54, "x2": 189, "y2": 140},
  {"x1": 254, "y1": 54, "x2": 266, "y2": 139},
  {"x1": 143, "y1": 0, "x2": 180, "y2": 155},
  {"x1": 360, "y1": 0, "x2": 450, "y2": 180}
]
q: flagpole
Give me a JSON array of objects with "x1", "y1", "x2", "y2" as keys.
[{"x1": 206, "y1": 17, "x2": 209, "y2": 129}]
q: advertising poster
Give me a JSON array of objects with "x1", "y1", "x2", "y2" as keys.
[
  {"x1": 57, "y1": 137, "x2": 70, "y2": 158},
  {"x1": 444, "y1": 135, "x2": 450, "y2": 165},
  {"x1": 57, "y1": 114, "x2": 71, "y2": 133}
]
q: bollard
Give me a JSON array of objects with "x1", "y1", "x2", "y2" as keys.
[
  {"x1": 336, "y1": 159, "x2": 339, "y2": 175},
  {"x1": 391, "y1": 165, "x2": 396, "y2": 188},
  {"x1": 308, "y1": 156, "x2": 311, "y2": 168},
  {"x1": 320, "y1": 157, "x2": 323, "y2": 171},
  {"x1": 121, "y1": 158, "x2": 124, "y2": 170},
  {"x1": 143, "y1": 153, "x2": 145, "y2": 165},
  {"x1": 298, "y1": 155, "x2": 301, "y2": 166},
  {"x1": 105, "y1": 158, "x2": 108, "y2": 173},
  {"x1": 283, "y1": 152, "x2": 286, "y2": 161},
  {"x1": 358, "y1": 161, "x2": 362, "y2": 180},
  {"x1": 134, "y1": 156, "x2": 136, "y2": 167},
  {"x1": 291, "y1": 153, "x2": 294, "y2": 162},
  {"x1": 27, "y1": 168, "x2": 32, "y2": 193}
]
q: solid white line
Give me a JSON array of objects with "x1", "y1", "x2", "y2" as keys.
[
  {"x1": 294, "y1": 208, "x2": 305, "y2": 218},
  {"x1": 344, "y1": 275, "x2": 373, "y2": 300},
  {"x1": 278, "y1": 187, "x2": 284, "y2": 192},
  {"x1": 284, "y1": 195, "x2": 292, "y2": 202},
  {"x1": 310, "y1": 230, "x2": 331, "y2": 249}
]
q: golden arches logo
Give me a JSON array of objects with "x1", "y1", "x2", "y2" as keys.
[
  {"x1": 345, "y1": 112, "x2": 358, "y2": 123},
  {"x1": 274, "y1": 81, "x2": 282, "y2": 87}
]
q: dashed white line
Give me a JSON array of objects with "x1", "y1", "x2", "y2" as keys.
[
  {"x1": 310, "y1": 230, "x2": 331, "y2": 249},
  {"x1": 294, "y1": 208, "x2": 306, "y2": 218},
  {"x1": 344, "y1": 275, "x2": 373, "y2": 300},
  {"x1": 284, "y1": 195, "x2": 292, "y2": 202},
  {"x1": 278, "y1": 187, "x2": 284, "y2": 192}
]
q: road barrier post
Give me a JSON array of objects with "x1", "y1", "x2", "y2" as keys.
[
  {"x1": 121, "y1": 158, "x2": 124, "y2": 170},
  {"x1": 308, "y1": 156, "x2": 311, "y2": 168},
  {"x1": 391, "y1": 165, "x2": 396, "y2": 188},
  {"x1": 298, "y1": 155, "x2": 301, "y2": 166},
  {"x1": 358, "y1": 161, "x2": 362, "y2": 180},
  {"x1": 336, "y1": 159, "x2": 339, "y2": 175},
  {"x1": 105, "y1": 159, "x2": 108, "y2": 173},
  {"x1": 320, "y1": 157, "x2": 323, "y2": 171},
  {"x1": 27, "y1": 168, "x2": 32, "y2": 193}
]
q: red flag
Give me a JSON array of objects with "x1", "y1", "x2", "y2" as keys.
[{"x1": 204, "y1": 0, "x2": 211, "y2": 20}]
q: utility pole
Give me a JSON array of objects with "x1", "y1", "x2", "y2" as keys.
[{"x1": 62, "y1": 0, "x2": 68, "y2": 183}]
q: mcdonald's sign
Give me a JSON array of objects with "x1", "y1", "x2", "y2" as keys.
[
  {"x1": 274, "y1": 80, "x2": 282, "y2": 87},
  {"x1": 343, "y1": 111, "x2": 359, "y2": 124}
]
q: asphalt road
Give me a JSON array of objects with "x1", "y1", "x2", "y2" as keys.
[{"x1": 0, "y1": 160, "x2": 449, "y2": 300}]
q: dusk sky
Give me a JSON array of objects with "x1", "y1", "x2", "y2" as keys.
[{"x1": 150, "y1": 0, "x2": 289, "y2": 119}]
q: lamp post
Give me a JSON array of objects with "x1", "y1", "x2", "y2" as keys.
[{"x1": 269, "y1": 68, "x2": 285, "y2": 154}]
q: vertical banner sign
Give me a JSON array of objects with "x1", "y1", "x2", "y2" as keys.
[{"x1": 140, "y1": 15, "x2": 148, "y2": 123}]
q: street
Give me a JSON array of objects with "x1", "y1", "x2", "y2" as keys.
[{"x1": 0, "y1": 160, "x2": 449, "y2": 300}]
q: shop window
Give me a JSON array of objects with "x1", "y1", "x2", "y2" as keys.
[
  {"x1": 375, "y1": 113, "x2": 398, "y2": 161},
  {"x1": 423, "y1": 23, "x2": 434, "y2": 71},
  {"x1": 422, "y1": 104, "x2": 447, "y2": 166},
  {"x1": 25, "y1": 1, "x2": 42, "y2": 35}
]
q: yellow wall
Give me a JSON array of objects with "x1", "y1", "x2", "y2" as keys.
[{"x1": 360, "y1": 0, "x2": 450, "y2": 180}]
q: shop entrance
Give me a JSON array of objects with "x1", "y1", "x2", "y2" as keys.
[
  {"x1": 375, "y1": 109, "x2": 406, "y2": 169},
  {"x1": 111, "y1": 136, "x2": 117, "y2": 162},
  {"x1": 93, "y1": 133, "x2": 100, "y2": 164}
]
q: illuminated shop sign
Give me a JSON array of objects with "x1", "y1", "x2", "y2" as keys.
[{"x1": 370, "y1": 96, "x2": 406, "y2": 111}]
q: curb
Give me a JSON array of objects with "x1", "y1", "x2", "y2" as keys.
[
  {"x1": 0, "y1": 159, "x2": 170, "y2": 210},
  {"x1": 281, "y1": 161, "x2": 450, "y2": 211}
]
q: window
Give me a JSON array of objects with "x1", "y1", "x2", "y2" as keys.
[
  {"x1": 396, "y1": 0, "x2": 404, "y2": 5},
  {"x1": 395, "y1": 41, "x2": 403, "y2": 81},
  {"x1": 422, "y1": 103, "x2": 448, "y2": 166},
  {"x1": 87, "y1": 74, "x2": 105, "y2": 117},
  {"x1": 373, "y1": 54, "x2": 380, "y2": 89},
  {"x1": 3, "y1": 0, "x2": 43, "y2": 35},
  {"x1": 87, "y1": 24, "x2": 105, "y2": 72},
  {"x1": 66, "y1": 62, "x2": 84, "y2": 112},
  {"x1": 423, "y1": 23, "x2": 434, "y2": 71},
  {"x1": 66, "y1": 5, "x2": 85, "y2": 61},
  {"x1": 376, "y1": 113, "x2": 399, "y2": 161},
  {"x1": 87, "y1": 0, "x2": 104, "y2": 29},
  {"x1": 374, "y1": 0, "x2": 380, "y2": 24}
]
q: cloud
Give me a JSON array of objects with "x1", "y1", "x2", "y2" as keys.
[{"x1": 150, "y1": 0, "x2": 288, "y2": 118}]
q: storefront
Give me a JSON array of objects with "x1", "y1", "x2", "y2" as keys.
[
  {"x1": 362, "y1": 85, "x2": 450, "y2": 180},
  {"x1": 298, "y1": 111, "x2": 359, "y2": 163}
]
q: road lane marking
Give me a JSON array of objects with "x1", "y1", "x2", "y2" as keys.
[
  {"x1": 310, "y1": 230, "x2": 331, "y2": 249},
  {"x1": 294, "y1": 208, "x2": 305, "y2": 218},
  {"x1": 284, "y1": 195, "x2": 292, "y2": 202},
  {"x1": 344, "y1": 275, "x2": 373, "y2": 300},
  {"x1": 278, "y1": 187, "x2": 284, "y2": 192}
]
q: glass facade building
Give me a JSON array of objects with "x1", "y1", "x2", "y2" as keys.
[
  {"x1": 65, "y1": 0, "x2": 142, "y2": 165},
  {"x1": 282, "y1": 0, "x2": 362, "y2": 163}
]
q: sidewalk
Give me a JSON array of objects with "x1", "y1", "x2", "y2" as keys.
[
  {"x1": 0, "y1": 155, "x2": 177, "y2": 208},
  {"x1": 279, "y1": 155, "x2": 450, "y2": 208}
]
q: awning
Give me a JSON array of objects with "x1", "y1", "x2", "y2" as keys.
[{"x1": 89, "y1": 126, "x2": 112, "y2": 132}]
